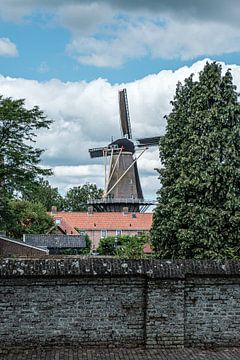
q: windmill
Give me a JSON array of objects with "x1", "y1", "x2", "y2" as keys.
[{"x1": 88, "y1": 89, "x2": 161, "y2": 212}]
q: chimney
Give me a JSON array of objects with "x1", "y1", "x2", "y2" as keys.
[
  {"x1": 123, "y1": 207, "x2": 128, "y2": 215},
  {"x1": 51, "y1": 206, "x2": 57, "y2": 215}
]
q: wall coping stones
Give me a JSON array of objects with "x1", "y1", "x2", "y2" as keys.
[{"x1": 0, "y1": 258, "x2": 240, "y2": 278}]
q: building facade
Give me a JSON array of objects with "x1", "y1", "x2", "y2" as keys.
[{"x1": 52, "y1": 211, "x2": 153, "y2": 250}]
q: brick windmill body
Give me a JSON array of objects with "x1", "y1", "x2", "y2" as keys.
[{"x1": 88, "y1": 89, "x2": 160, "y2": 212}]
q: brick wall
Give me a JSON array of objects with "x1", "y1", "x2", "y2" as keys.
[
  {"x1": 0, "y1": 237, "x2": 48, "y2": 257},
  {"x1": 0, "y1": 259, "x2": 240, "y2": 350}
]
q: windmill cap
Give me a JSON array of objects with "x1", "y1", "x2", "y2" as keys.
[{"x1": 108, "y1": 138, "x2": 135, "y2": 153}]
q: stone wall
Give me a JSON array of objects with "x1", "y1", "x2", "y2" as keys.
[{"x1": 0, "y1": 258, "x2": 240, "y2": 350}]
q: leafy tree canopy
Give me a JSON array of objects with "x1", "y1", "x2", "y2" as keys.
[
  {"x1": 22, "y1": 178, "x2": 64, "y2": 212},
  {"x1": 0, "y1": 96, "x2": 52, "y2": 227},
  {"x1": 64, "y1": 183, "x2": 103, "y2": 211},
  {"x1": 5, "y1": 200, "x2": 55, "y2": 239},
  {"x1": 97, "y1": 233, "x2": 151, "y2": 259},
  {"x1": 151, "y1": 62, "x2": 240, "y2": 259},
  {"x1": 0, "y1": 96, "x2": 52, "y2": 195}
]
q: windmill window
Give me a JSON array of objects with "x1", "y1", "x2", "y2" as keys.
[{"x1": 101, "y1": 230, "x2": 107, "y2": 238}]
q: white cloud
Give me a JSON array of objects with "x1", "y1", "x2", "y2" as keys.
[
  {"x1": 0, "y1": 37, "x2": 18, "y2": 57},
  {"x1": 0, "y1": 1, "x2": 240, "y2": 67},
  {"x1": 66, "y1": 17, "x2": 240, "y2": 67},
  {"x1": 1, "y1": 59, "x2": 240, "y2": 198},
  {"x1": 57, "y1": 2, "x2": 114, "y2": 36}
]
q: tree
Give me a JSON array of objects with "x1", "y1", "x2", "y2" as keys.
[
  {"x1": 22, "y1": 178, "x2": 64, "y2": 211},
  {"x1": 116, "y1": 233, "x2": 150, "y2": 259},
  {"x1": 97, "y1": 236, "x2": 120, "y2": 255},
  {"x1": 97, "y1": 234, "x2": 150, "y2": 259},
  {"x1": 64, "y1": 183, "x2": 103, "y2": 211},
  {"x1": 0, "y1": 96, "x2": 52, "y2": 226},
  {"x1": 151, "y1": 62, "x2": 240, "y2": 259},
  {"x1": 5, "y1": 200, "x2": 55, "y2": 239}
]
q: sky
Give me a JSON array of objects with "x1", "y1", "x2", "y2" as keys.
[{"x1": 1, "y1": 0, "x2": 240, "y2": 200}]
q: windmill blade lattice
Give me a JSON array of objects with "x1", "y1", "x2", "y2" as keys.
[
  {"x1": 119, "y1": 89, "x2": 132, "y2": 139},
  {"x1": 137, "y1": 136, "x2": 161, "y2": 147}
]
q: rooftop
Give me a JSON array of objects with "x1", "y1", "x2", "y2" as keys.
[{"x1": 53, "y1": 211, "x2": 153, "y2": 231}]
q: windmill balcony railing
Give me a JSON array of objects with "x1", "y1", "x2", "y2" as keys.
[{"x1": 87, "y1": 198, "x2": 156, "y2": 205}]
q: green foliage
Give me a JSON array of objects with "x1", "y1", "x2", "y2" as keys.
[
  {"x1": 0, "y1": 96, "x2": 52, "y2": 194},
  {"x1": 64, "y1": 183, "x2": 103, "y2": 211},
  {"x1": 5, "y1": 200, "x2": 54, "y2": 239},
  {"x1": 22, "y1": 178, "x2": 64, "y2": 211},
  {"x1": 0, "y1": 95, "x2": 52, "y2": 228},
  {"x1": 97, "y1": 236, "x2": 120, "y2": 255},
  {"x1": 116, "y1": 235, "x2": 148, "y2": 259},
  {"x1": 97, "y1": 233, "x2": 150, "y2": 259},
  {"x1": 151, "y1": 62, "x2": 240, "y2": 259},
  {"x1": 79, "y1": 234, "x2": 91, "y2": 255}
]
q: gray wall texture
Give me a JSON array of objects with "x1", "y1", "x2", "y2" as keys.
[{"x1": 0, "y1": 258, "x2": 240, "y2": 350}]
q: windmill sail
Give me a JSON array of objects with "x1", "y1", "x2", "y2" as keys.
[
  {"x1": 119, "y1": 89, "x2": 132, "y2": 139},
  {"x1": 137, "y1": 136, "x2": 161, "y2": 147},
  {"x1": 89, "y1": 147, "x2": 105, "y2": 158}
]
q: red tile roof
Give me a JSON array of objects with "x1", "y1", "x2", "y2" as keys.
[
  {"x1": 53, "y1": 212, "x2": 153, "y2": 231},
  {"x1": 54, "y1": 216, "x2": 79, "y2": 235}
]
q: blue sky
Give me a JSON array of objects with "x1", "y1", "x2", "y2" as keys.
[
  {"x1": 1, "y1": 0, "x2": 240, "y2": 198},
  {"x1": 0, "y1": 16, "x2": 201, "y2": 83},
  {"x1": 1, "y1": 1, "x2": 240, "y2": 83}
]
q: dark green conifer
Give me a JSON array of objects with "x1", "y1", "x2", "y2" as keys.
[{"x1": 151, "y1": 62, "x2": 240, "y2": 259}]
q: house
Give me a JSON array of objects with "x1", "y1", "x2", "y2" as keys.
[
  {"x1": 52, "y1": 210, "x2": 153, "y2": 250},
  {"x1": 0, "y1": 235, "x2": 49, "y2": 257}
]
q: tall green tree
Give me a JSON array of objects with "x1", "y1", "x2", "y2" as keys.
[
  {"x1": 151, "y1": 62, "x2": 240, "y2": 259},
  {"x1": 0, "y1": 96, "x2": 52, "y2": 227},
  {"x1": 64, "y1": 183, "x2": 103, "y2": 211},
  {"x1": 22, "y1": 178, "x2": 64, "y2": 211},
  {"x1": 6, "y1": 200, "x2": 55, "y2": 239}
]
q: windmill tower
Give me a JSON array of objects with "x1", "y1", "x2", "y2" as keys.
[{"x1": 88, "y1": 89, "x2": 161, "y2": 212}]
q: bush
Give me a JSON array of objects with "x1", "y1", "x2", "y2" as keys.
[{"x1": 97, "y1": 233, "x2": 152, "y2": 259}]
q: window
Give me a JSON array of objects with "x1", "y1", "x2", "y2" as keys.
[
  {"x1": 79, "y1": 230, "x2": 86, "y2": 235},
  {"x1": 116, "y1": 230, "x2": 122, "y2": 236},
  {"x1": 101, "y1": 230, "x2": 107, "y2": 238}
]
